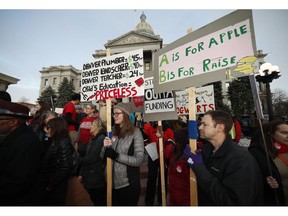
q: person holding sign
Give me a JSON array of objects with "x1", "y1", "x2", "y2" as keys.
[
  {"x1": 183, "y1": 110, "x2": 263, "y2": 205},
  {"x1": 101, "y1": 102, "x2": 144, "y2": 206}
]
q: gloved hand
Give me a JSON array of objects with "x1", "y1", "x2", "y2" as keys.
[
  {"x1": 104, "y1": 147, "x2": 119, "y2": 160},
  {"x1": 183, "y1": 144, "x2": 203, "y2": 167}
]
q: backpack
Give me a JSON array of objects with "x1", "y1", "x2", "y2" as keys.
[{"x1": 71, "y1": 149, "x2": 82, "y2": 176}]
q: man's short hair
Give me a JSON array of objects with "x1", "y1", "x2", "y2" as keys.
[
  {"x1": 205, "y1": 110, "x2": 233, "y2": 134},
  {"x1": 71, "y1": 93, "x2": 80, "y2": 101}
]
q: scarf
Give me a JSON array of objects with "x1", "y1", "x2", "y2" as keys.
[{"x1": 274, "y1": 141, "x2": 288, "y2": 154}]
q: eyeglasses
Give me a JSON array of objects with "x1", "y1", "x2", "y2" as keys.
[{"x1": 113, "y1": 112, "x2": 123, "y2": 117}]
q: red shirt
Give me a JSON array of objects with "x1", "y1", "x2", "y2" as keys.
[
  {"x1": 62, "y1": 101, "x2": 76, "y2": 131},
  {"x1": 78, "y1": 116, "x2": 98, "y2": 143}
]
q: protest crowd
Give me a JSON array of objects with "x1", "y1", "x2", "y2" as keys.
[{"x1": 0, "y1": 91, "x2": 287, "y2": 207}]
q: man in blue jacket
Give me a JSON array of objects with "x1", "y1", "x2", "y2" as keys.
[{"x1": 184, "y1": 110, "x2": 263, "y2": 206}]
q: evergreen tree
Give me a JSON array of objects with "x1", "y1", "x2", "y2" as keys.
[
  {"x1": 55, "y1": 77, "x2": 75, "y2": 108},
  {"x1": 228, "y1": 76, "x2": 254, "y2": 116},
  {"x1": 38, "y1": 86, "x2": 57, "y2": 110},
  {"x1": 206, "y1": 81, "x2": 230, "y2": 112}
]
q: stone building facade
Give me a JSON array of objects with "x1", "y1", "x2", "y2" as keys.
[
  {"x1": 39, "y1": 65, "x2": 81, "y2": 95},
  {"x1": 0, "y1": 72, "x2": 19, "y2": 91}
]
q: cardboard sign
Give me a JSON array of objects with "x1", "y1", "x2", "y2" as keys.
[
  {"x1": 81, "y1": 49, "x2": 144, "y2": 101},
  {"x1": 176, "y1": 85, "x2": 215, "y2": 115},
  {"x1": 154, "y1": 10, "x2": 257, "y2": 93},
  {"x1": 143, "y1": 75, "x2": 178, "y2": 122}
]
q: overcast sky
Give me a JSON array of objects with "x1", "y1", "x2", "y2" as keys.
[{"x1": 1, "y1": 2, "x2": 288, "y2": 103}]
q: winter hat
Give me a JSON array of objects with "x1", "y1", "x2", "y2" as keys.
[
  {"x1": 113, "y1": 102, "x2": 132, "y2": 115},
  {"x1": 174, "y1": 127, "x2": 189, "y2": 145},
  {"x1": 0, "y1": 99, "x2": 32, "y2": 119}
]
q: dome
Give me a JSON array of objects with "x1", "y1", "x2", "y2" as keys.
[{"x1": 135, "y1": 12, "x2": 155, "y2": 36}]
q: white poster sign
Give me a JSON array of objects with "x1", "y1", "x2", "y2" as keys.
[
  {"x1": 81, "y1": 49, "x2": 144, "y2": 101},
  {"x1": 176, "y1": 85, "x2": 215, "y2": 114}
]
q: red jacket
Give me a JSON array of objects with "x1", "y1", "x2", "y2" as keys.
[
  {"x1": 164, "y1": 148, "x2": 190, "y2": 206},
  {"x1": 144, "y1": 123, "x2": 174, "y2": 153}
]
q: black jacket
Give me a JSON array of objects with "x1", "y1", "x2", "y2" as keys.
[
  {"x1": 192, "y1": 135, "x2": 263, "y2": 206},
  {"x1": 80, "y1": 133, "x2": 106, "y2": 189},
  {"x1": 0, "y1": 123, "x2": 44, "y2": 205},
  {"x1": 249, "y1": 145, "x2": 285, "y2": 205},
  {"x1": 42, "y1": 137, "x2": 73, "y2": 188}
]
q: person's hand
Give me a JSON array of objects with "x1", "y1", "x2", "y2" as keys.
[
  {"x1": 183, "y1": 144, "x2": 203, "y2": 167},
  {"x1": 156, "y1": 130, "x2": 163, "y2": 138},
  {"x1": 104, "y1": 147, "x2": 119, "y2": 160},
  {"x1": 266, "y1": 176, "x2": 279, "y2": 189},
  {"x1": 103, "y1": 137, "x2": 112, "y2": 147}
]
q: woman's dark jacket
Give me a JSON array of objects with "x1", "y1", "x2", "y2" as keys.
[
  {"x1": 42, "y1": 137, "x2": 73, "y2": 188},
  {"x1": 249, "y1": 143, "x2": 285, "y2": 205},
  {"x1": 79, "y1": 133, "x2": 106, "y2": 189}
]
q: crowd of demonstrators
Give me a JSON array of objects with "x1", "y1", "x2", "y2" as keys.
[
  {"x1": 76, "y1": 104, "x2": 99, "y2": 157},
  {"x1": 183, "y1": 110, "x2": 263, "y2": 205},
  {"x1": 101, "y1": 102, "x2": 144, "y2": 206},
  {"x1": 28, "y1": 100, "x2": 51, "y2": 136},
  {"x1": 2, "y1": 88, "x2": 287, "y2": 207},
  {"x1": 78, "y1": 118, "x2": 107, "y2": 206},
  {"x1": 249, "y1": 120, "x2": 286, "y2": 205},
  {"x1": 0, "y1": 99, "x2": 44, "y2": 205},
  {"x1": 164, "y1": 127, "x2": 190, "y2": 206},
  {"x1": 41, "y1": 117, "x2": 74, "y2": 206},
  {"x1": 62, "y1": 93, "x2": 81, "y2": 146}
]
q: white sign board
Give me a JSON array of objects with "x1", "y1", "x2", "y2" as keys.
[
  {"x1": 143, "y1": 76, "x2": 178, "y2": 122},
  {"x1": 81, "y1": 49, "x2": 144, "y2": 101},
  {"x1": 176, "y1": 85, "x2": 215, "y2": 115},
  {"x1": 154, "y1": 10, "x2": 257, "y2": 93}
]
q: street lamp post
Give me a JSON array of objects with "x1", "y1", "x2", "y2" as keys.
[{"x1": 255, "y1": 62, "x2": 281, "y2": 121}]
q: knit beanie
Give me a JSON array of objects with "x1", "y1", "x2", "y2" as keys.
[{"x1": 113, "y1": 102, "x2": 132, "y2": 115}]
